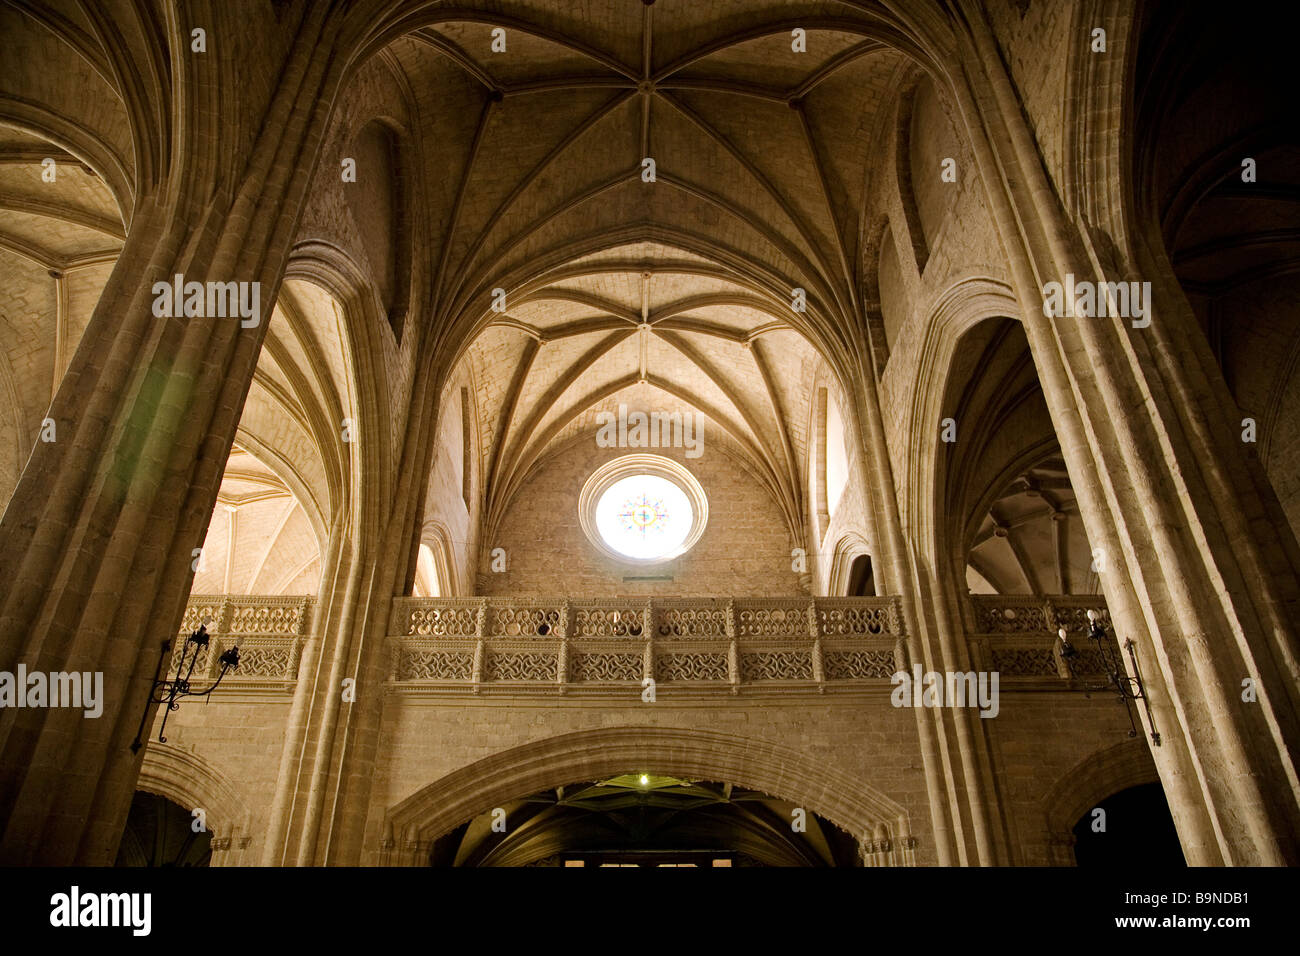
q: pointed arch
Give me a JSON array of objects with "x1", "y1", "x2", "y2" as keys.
[
  {"x1": 1041, "y1": 739, "x2": 1161, "y2": 866},
  {"x1": 827, "y1": 532, "x2": 874, "y2": 597},
  {"x1": 421, "y1": 519, "x2": 461, "y2": 597},
  {"x1": 381, "y1": 725, "x2": 914, "y2": 866},
  {"x1": 136, "y1": 743, "x2": 253, "y2": 865}
]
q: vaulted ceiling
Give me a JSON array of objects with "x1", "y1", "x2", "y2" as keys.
[
  {"x1": 388, "y1": 2, "x2": 922, "y2": 539},
  {"x1": 388, "y1": 1, "x2": 913, "y2": 335},
  {"x1": 0, "y1": 109, "x2": 359, "y2": 584},
  {"x1": 0, "y1": 127, "x2": 122, "y2": 271},
  {"x1": 0, "y1": 126, "x2": 123, "y2": 506},
  {"x1": 943, "y1": 319, "x2": 1097, "y2": 597},
  {"x1": 966, "y1": 455, "x2": 1098, "y2": 596},
  {"x1": 193, "y1": 446, "x2": 323, "y2": 596},
  {"x1": 0, "y1": 0, "x2": 957, "y2": 580},
  {"x1": 464, "y1": 249, "x2": 823, "y2": 539}
]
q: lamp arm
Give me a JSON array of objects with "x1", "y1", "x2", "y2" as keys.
[
  {"x1": 129, "y1": 640, "x2": 173, "y2": 754},
  {"x1": 192, "y1": 669, "x2": 229, "y2": 698}
]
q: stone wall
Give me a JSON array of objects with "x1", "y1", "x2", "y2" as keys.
[
  {"x1": 147, "y1": 603, "x2": 1145, "y2": 868},
  {"x1": 478, "y1": 435, "x2": 804, "y2": 597}
]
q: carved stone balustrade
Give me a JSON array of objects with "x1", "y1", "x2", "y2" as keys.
[
  {"x1": 967, "y1": 594, "x2": 1116, "y2": 682},
  {"x1": 387, "y1": 596, "x2": 907, "y2": 695},
  {"x1": 176, "y1": 594, "x2": 312, "y2": 689},
  {"x1": 169, "y1": 593, "x2": 1120, "y2": 698}
]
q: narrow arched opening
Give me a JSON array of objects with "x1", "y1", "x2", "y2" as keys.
[{"x1": 847, "y1": 554, "x2": 875, "y2": 597}]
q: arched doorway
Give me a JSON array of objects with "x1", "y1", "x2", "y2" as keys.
[
  {"x1": 381, "y1": 726, "x2": 914, "y2": 866},
  {"x1": 1071, "y1": 783, "x2": 1185, "y2": 867},
  {"x1": 114, "y1": 792, "x2": 212, "y2": 867},
  {"x1": 1043, "y1": 740, "x2": 1185, "y2": 866},
  {"x1": 431, "y1": 773, "x2": 861, "y2": 867}
]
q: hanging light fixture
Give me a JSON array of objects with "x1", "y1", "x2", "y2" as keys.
[
  {"x1": 1059, "y1": 610, "x2": 1160, "y2": 746},
  {"x1": 130, "y1": 624, "x2": 240, "y2": 753}
]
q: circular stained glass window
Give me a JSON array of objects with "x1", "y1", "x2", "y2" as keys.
[
  {"x1": 578, "y1": 455, "x2": 708, "y2": 565},
  {"x1": 595, "y1": 474, "x2": 693, "y2": 560}
]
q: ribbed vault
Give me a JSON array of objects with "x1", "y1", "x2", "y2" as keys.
[
  {"x1": 0, "y1": 122, "x2": 124, "y2": 508},
  {"x1": 193, "y1": 445, "x2": 323, "y2": 596},
  {"x1": 465, "y1": 244, "x2": 823, "y2": 541},
  {"x1": 375, "y1": 0, "x2": 942, "y2": 376},
  {"x1": 938, "y1": 318, "x2": 1098, "y2": 597},
  {"x1": 372, "y1": 4, "x2": 944, "y2": 544}
]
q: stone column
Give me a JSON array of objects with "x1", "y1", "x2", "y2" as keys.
[
  {"x1": 270, "y1": 360, "x2": 441, "y2": 866},
  {"x1": 0, "y1": 2, "x2": 357, "y2": 865},
  {"x1": 845, "y1": 351, "x2": 978, "y2": 865},
  {"x1": 951, "y1": 0, "x2": 1300, "y2": 864}
]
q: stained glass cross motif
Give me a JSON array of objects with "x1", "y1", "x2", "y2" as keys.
[
  {"x1": 595, "y1": 473, "x2": 693, "y2": 560},
  {"x1": 620, "y1": 494, "x2": 668, "y2": 537}
]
